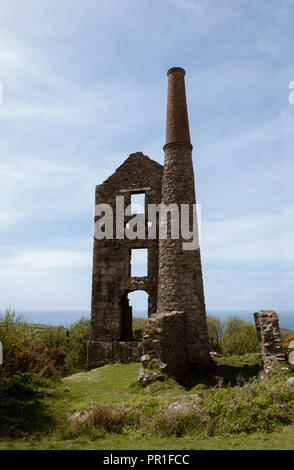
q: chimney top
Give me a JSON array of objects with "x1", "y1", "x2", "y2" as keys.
[
  {"x1": 165, "y1": 67, "x2": 190, "y2": 145},
  {"x1": 167, "y1": 67, "x2": 186, "y2": 76}
]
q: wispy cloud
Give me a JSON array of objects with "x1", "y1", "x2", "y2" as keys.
[
  {"x1": 168, "y1": 0, "x2": 233, "y2": 30},
  {"x1": 4, "y1": 249, "x2": 91, "y2": 269},
  {"x1": 202, "y1": 208, "x2": 294, "y2": 267}
]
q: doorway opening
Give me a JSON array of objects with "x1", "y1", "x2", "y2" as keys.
[{"x1": 120, "y1": 290, "x2": 148, "y2": 342}]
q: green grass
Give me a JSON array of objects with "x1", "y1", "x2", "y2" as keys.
[
  {"x1": 183, "y1": 353, "x2": 263, "y2": 389},
  {"x1": 1, "y1": 355, "x2": 294, "y2": 450},
  {"x1": 2, "y1": 424, "x2": 294, "y2": 450}
]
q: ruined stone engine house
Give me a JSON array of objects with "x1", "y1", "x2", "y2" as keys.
[{"x1": 87, "y1": 67, "x2": 210, "y2": 381}]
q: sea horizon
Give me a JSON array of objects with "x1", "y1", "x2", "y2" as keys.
[{"x1": 20, "y1": 309, "x2": 294, "y2": 331}]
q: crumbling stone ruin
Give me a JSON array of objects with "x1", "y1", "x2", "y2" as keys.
[
  {"x1": 87, "y1": 67, "x2": 210, "y2": 382},
  {"x1": 254, "y1": 310, "x2": 285, "y2": 374},
  {"x1": 138, "y1": 311, "x2": 189, "y2": 384},
  {"x1": 87, "y1": 152, "x2": 163, "y2": 369}
]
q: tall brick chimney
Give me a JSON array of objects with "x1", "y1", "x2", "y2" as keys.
[
  {"x1": 165, "y1": 67, "x2": 190, "y2": 145},
  {"x1": 156, "y1": 67, "x2": 210, "y2": 371}
]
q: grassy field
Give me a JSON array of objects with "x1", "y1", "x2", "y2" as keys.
[
  {"x1": 2, "y1": 425, "x2": 294, "y2": 450},
  {"x1": 1, "y1": 355, "x2": 294, "y2": 450}
]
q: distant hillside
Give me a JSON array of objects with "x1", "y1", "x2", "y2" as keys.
[{"x1": 280, "y1": 328, "x2": 293, "y2": 342}]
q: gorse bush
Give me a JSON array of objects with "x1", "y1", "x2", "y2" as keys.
[
  {"x1": 0, "y1": 311, "x2": 58, "y2": 436},
  {"x1": 0, "y1": 310, "x2": 30, "y2": 375},
  {"x1": 282, "y1": 333, "x2": 294, "y2": 358},
  {"x1": 206, "y1": 316, "x2": 224, "y2": 353},
  {"x1": 0, "y1": 311, "x2": 90, "y2": 378},
  {"x1": 206, "y1": 316, "x2": 259, "y2": 356},
  {"x1": 15, "y1": 342, "x2": 66, "y2": 377},
  {"x1": 62, "y1": 318, "x2": 90, "y2": 374},
  {"x1": 220, "y1": 317, "x2": 259, "y2": 356},
  {"x1": 35, "y1": 318, "x2": 90, "y2": 375},
  {"x1": 37, "y1": 325, "x2": 68, "y2": 351}
]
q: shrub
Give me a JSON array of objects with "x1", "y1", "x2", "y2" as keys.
[
  {"x1": 69, "y1": 404, "x2": 133, "y2": 436},
  {"x1": 198, "y1": 370, "x2": 294, "y2": 434},
  {"x1": 15, "y1": 342, "x2": 66, "y2": 377},
  {"x1": 153, "y1": 370, "x2": 294, "y2": 437},
  {"x1": 37, "y1": 325, "x2": 68, "y2": 351},
  {"x1": 62, "y1": 318, "x2": 90, "y2": 374},
  {"x1": 37, "y1": 318, "x2": 90, "y2": 375},
  {"x1": 154, "y1": 404, "x2": 199, "y2": 437},
  {"x1": 0, "y1": 373, "x2": 53, "y2": 437},
  {"x1": 0, "y1": 310, "x2": 30, "y2": 375},
  {"x1": 92, "y1": 404, "x2": 128, "y2": 433},
  {"x1": 206, "y1": 316, "x2": 224, "y2": 353},
  {"x1": 221, "y1": 317, "x2": 259, "y2": 356},
  {"x1": 132, "y1": 317, "x2": 147, "y2": 342}
]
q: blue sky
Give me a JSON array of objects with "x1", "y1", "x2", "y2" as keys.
[{"x1": 0, "y1": 0, "x2": 293, "y2": 315}]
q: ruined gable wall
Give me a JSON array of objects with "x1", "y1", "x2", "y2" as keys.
[{"x1": 87, "y1": 153, "x2": 163, "y2": 369}]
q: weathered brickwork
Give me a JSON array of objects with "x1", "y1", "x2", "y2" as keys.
[{"x1": 254, "y1": 310, "x2": 285, "y2": 374}]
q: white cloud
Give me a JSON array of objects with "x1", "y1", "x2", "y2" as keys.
[
  {"x1": 5, "y1": 249, "x2": 91, "y2": 269},
  {"x1": 199, "y1": 108, "x2": 294, "y2": 166},
  {"x1": 201, "y1": 208, "x2": 294, "y2": 267},
  {"x1": 203, "y1": 268, "x2": 294, "y2": 311},
  {"x1": 0, "y1": 244, "x2": 92, "y2": 310},
  {"x1": 0, "y1": 156, "x2": 113, "y2": 230},
  {"x1": 194, "y1": 108, "x2": 294, "y2": 226}
]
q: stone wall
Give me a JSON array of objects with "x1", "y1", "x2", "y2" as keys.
[
  {"x1": 138, "y1": 311, "x2": 188, "y2": 384},
  {"x1": 87, "y1": 152, "x2": 163, "y2": 369},
  {"x1": 254, "y1": 310, "x2": 285, "y2": 374},
  {"x1": 87, "y1": 340, "x2": 142, "y2": 369}
]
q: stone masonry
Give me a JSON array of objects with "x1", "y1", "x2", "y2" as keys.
[
  {"x1": 254, "y1": 310, "x2": 285, "y2": 374},
  {"x1": 87, "y1": 152, "x2": 162, "y2": 368},
  {"x1": 87, "y1": 67, "x2": 210, "y2": 381},
  {"x1": 138, "y1": 311, "x2": 188, "y2": 384},
  {"x1": 138, "y1": 67, "x2": 210, "y2": 383}
]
